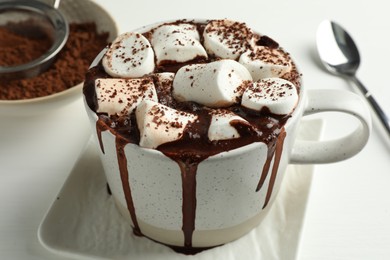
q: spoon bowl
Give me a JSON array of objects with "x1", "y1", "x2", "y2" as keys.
[
  {"x1": 316, "y1": 19, "x2": 390, "y2": 136},
  {"x1": 316, "y1": 20, "x2": 360, "y2": 76}
]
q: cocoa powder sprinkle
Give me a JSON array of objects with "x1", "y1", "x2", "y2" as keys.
[
  {"x1": 0, "y1": 24, "x2": 52, "y2": 67},
  {"x1": 0, "y1": 23, "x2": 109, "y2": 100}
]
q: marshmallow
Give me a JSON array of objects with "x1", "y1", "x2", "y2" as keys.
[
  {"x1": 208, "y1": 110, "x2": 250, "y2": 141},
  {"x1": 136, "y1": 99, "x2": 198, "y2": 149},
  {"x1": 241, "y1": 78, "x2": 298, "y2": 115},
  {"x1": 95, "y1": 78, "x2": 157, "y2": 116},
  {"x1": 102, "y1": 32, "x2": 155, "y2": 78},
  {"x1": 151, "y1": 23, "x2": 207, "y2": 65},
  {"x1": 173, "y1": 59, "x2": 252, "y2": 107},
  {"x1": 239, "y1": 46, "x2": 292, "y2": 81},
  {"x1": 203, "y1": 19, "x2": 254, "y2": 59}
]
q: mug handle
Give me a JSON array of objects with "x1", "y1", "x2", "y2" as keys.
[{"x1": 290, "y1": 89, "x2": 371, "y2": 164}]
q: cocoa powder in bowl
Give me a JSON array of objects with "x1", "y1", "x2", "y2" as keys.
[
  {"x1": 0, "y1": 22, "x2": 109, "y2": 100},
  {"x1": 0, "y1": 21, "x2": 53, "y2": 67}
]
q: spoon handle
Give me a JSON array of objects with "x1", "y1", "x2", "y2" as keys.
[{"x1": 350, "y1": 76, "x2": 390, "y2": 136}]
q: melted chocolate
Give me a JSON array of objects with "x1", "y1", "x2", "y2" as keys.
[
  {"x1": 116, "y1": 135, "x2": 141, "y2": 235},
  {"x1": 84, "y1": 20, "x2": 301, "y2": 254},
  {"x1": 106, "y1": 183, "x2": 112, "y2": 195},
  {"x1": 262, "y1": 128, "x2": 286, "y2": 209},
  {"x1": 178, "y1": 160, "x2": 198, "y2": 248}
]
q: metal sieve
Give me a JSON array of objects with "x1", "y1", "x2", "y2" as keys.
[{"x1": 0, "y1": 0, "x2": 68, "y2": 80}]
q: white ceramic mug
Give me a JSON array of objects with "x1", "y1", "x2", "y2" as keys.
[{"x1": 83, "y1": 20, "x2": 371, "y2": 250}]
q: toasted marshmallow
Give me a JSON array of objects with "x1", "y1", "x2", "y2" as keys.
[
  {"x1": 203, "y1": 19, "x2": 254, "y2": 59},
  {"x1": 102, "y1": 32, "x2": 155, "y2": 78},
  {"x1": 136, "y1": 99, "x2": 198, "y2": 149},
  {"x1": 95, "y1": 78, "x2": 157, "y2": 116},
  {"x1": 239, "y1": 46, "x2": 292, "y2": 81},
  {"x1": 151, "y1": 23, "x2": 207, "y2": 65},
  {"x1": 241, "y1": 78, "x2": 298, "y2": 115},
  {"x1": 173, "y1": 60, "x2": 252, "y2": 107},
  {"x1": 208, "y1": 110, "x2": 250, "y2": 141}
]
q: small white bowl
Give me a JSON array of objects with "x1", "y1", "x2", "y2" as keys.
[{"x1": 0, "y1": 0, "x2": 118, "y2": 116}]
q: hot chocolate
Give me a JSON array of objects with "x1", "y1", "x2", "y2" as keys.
[{"x1": 83, "y1": 19, "x2": 301, "y2": 253}]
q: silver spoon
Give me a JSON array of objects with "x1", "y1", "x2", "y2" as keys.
[{"x1": 316, "y1": 20, "x2": 390, "y2": 136}]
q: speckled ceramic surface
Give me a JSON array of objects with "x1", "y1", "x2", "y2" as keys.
[{"x1": 38, "y1": 118, "x2": 323, "y2": 260}]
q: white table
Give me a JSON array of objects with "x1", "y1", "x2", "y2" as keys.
[{"x1": 1, "y1": 0, "x2": 389, "y2": 259}]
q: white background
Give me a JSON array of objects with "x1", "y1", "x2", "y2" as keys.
[{"x1": 1, "y1": 0, "x2": 390, "y2": 259}]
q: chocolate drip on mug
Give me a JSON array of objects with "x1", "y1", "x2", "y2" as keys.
[
  {"x1": 96, "y1": 116, "x2": 109, "y2": 154},
  {"x1": 115, "y1": 135, "x2": 141, "y2": 235},
  {"x1": 158, "y1": 111, "x2": 212, "y2": 248},
  {"x1": 262, "y1": 128, "x2": 286, "y2": 209},
  {"x1": 256, "y1": 155, "x2": 273, "y2": 192},
  {"x1": 177, "y1": 160, "x2": 198, "y2": 248},
  {"x1": 96, "y1": 115, "x2": 141, "y2": 236}
]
